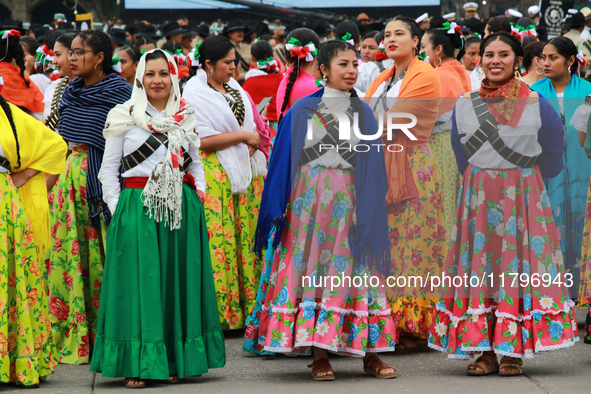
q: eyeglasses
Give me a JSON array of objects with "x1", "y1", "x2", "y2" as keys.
[{"x1": 67, "y1": 48, "x2": 99, "y2": 59}]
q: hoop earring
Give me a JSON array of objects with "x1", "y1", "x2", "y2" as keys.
[
  {"x1": 536, "y1": 65, "x2": 544, "y2": 76},
  {"x1": 435, "y1": 56, "x2": 442, "y2": 68},
  {"x1": 94, "y1": 62, "x2": 103, "y2": 77}
]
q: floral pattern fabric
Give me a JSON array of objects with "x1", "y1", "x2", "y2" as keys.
[
  {"x1": 428, "y1": 131, "x2": 461, "y2": 240},
  {"x1": 387, "y1": 146, "x2": 448, "y2": 339},
  {"x1": 47, "y1": 149, "x2": 107, "y2": 364},
  {"x1": 258, "y1": 165, "x2": 397, "y2": 356},
  {"x1": 428, "y1": 165, "x2": 579, "y2": 359},
  {"x1": 0, "y1": 174, "x2": 58, "y2": 385},
  {"x1": 201, "y1": 150, "x2": 263, "y2": 329},
  {"x1": 578, "y1": 177, "x2": 591, "y2": 308}
]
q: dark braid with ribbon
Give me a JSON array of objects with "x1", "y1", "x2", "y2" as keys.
[
  {"x1": 0, "y1": 96, "x2": 21, "y2": 169},
  {"x1": 279, "y1": 28, "x2": 320, "y2": 123}
]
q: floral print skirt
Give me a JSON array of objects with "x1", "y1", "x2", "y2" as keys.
[
  {"x1": 428, "y1": 165, "x2": 579, "y2": 359},
  {"x1": 387, "y1": 146, "x2": 447, "y2": 340},
  {"x1": 577, "y1": 177, "x2": 591, "y2": 308},
  {"x1": 428, "y1": 130, "x2": 461, "y2": 240},
  {"x1": 258, "y1": 165, "x2": 397, "y2": 356},
  {"x1": 0, "y1": 174, "x2": 58, "y2": 385},
  {"x1": 243, "y1": 230, "x2": 275, "y2": 355},
  {"x1": 47, "y1": 149, "x2": 107, "y2": 364},
  {"x1": 201, "y1": 150, "x2": 263, "y2": 329}
]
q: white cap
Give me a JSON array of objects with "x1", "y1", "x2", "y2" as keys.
[
  {"x1": 528, "y1": 5, "x2": 540, "y2": 17},
  {"x1": 443, "y1": 12, "x2": 456, "y2": 20},
  {"x1": 507, "y1": 9, "x2": 523, "y2": 18},
  {"x1": 463, "y1": 2, "x2": 478, "y2": 11},
  {"x1": 416, "y1": 13, "x2": 429, "y2": 23}
]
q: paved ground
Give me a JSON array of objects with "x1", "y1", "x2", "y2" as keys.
[{"x1": 2, "y1": 308, "x2": 589, "y2": 394}]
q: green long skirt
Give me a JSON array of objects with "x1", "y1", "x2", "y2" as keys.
[{"x1": 89, "y1": 184, "x2": 226, "y2": 379}]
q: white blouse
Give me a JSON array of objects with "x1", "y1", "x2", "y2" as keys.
[
  {"x1": 355, "y1": 59, "x2": 395, "y2": 94},
  {"x1": 99, "y1": 102, "x2": 206, "y2": 214},
  {"x1": 43, "y1": 79, "x2": 60, "y2": 122},
  {"x1": 304, "y1": 86, "x2": 361, "y2": 169},
  {"x1": 455, "y1": 96, "x2": 543, "y2": 169}
]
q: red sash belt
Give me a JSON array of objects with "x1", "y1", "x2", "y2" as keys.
[{"x1": 124, "y1": 175, "x2": 197, "y2": 190}]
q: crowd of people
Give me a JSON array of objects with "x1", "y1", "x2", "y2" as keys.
[{"x1": 1, "y1": 1, "x2": 591, "y2": 389}]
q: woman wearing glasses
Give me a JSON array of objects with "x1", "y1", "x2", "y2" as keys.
[{"x1": 47, "y1": 30, "x2": 132, "y2": 364}]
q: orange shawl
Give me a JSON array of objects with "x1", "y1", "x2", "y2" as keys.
[
  {"x1": 0, "y1": 62, "x2": 44, "y2": 113},
  {"x1": 366, "y1": 56, "x2": 441, "y2": 206},
  {"x1": 437, "y1": 59, "x2": 472, "y2": 114}
]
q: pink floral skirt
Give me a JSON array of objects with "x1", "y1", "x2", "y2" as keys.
[
  {"x1": 428, "y1": 165, "x2": 578, "y2": 359},
  {"x1": 258, "y1": 165, "x2": 397, "y2": 356}
]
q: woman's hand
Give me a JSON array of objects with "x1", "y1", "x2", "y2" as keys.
[
  {"x1": 247, "y1": 145, "x2": 257, "y2": 156},
  {"x1": 242, "y1": 130, "x2": 261, "y2": 149},
  {"x1": 10, "y1": 168, "x2": 40, "y2": 188},
  {"x1": 261, "y1": 103, "x2": 270, "y2": 118}
]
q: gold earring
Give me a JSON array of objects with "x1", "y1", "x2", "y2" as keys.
[{"x1": 514, "y1": 68, "x2": 521, "y2": 79}]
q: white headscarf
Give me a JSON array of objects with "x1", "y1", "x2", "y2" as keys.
[{"x1": 103, "y1": 49, "x2": 199, "y2": 230}]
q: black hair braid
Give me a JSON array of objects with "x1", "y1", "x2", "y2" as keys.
[
  {"x1": 278, "y1": 27, "x2": 321, "y2": 122},
  {"x1": 0, "y1": 96, "x2": 21, "y2": 169},
  {"x1": 0, "y1": 36, "x2": 30, "y2": 87},
  {"x1": 279, "y1": 66, "x2": 299, "y2": 122}
]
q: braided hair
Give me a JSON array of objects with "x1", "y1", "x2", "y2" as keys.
[
  {"x1": 0, "y1": 96, "x2": 20, "y2": 169},
  {"x1": 317, "y1": 40, "x2": 366, "y2": 137},
  {"x1": 0, "y1": 33, "x2": 29, "y2": 87},
  {"x1": 279, "y1": 27, "x2": 320, "y2": 122}
]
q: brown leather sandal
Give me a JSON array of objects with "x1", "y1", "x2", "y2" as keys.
[
  {"x1": 467, "y1": 354, "x2": 499, "y2": 376},
  {"x1": 363, "y1": 354, "x2": 397, "y2": 379},
  {"x1": 307, "y1": 357, "x2": 335, "y2": 381},
  {"x1": 499, "y1": 356, "x2": 523, "y2": 376},
  {"x1": 124, "y1": 378, "x2": 146, "y2": 389}
]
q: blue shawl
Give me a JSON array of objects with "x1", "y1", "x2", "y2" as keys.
[
  {"x1": 254, "y1": 88, "x2": 391, "y2": 276},
  {"x1": 531, "y1": 76, "x2": 591, "y2": 277},
  {"x1": 59, "y1": 73, "x2": 132, "y2": 226}
]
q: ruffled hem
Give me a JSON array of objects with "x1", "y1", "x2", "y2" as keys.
[
  {"x1": 90, "y1": 330, "x2": 225, "y2": 379},
  {"x1": 260, "y1": 301, "x2": 397, "y2": 356},
  {"x1": 51, "y1": 321, "x2": 92, "y2": 364},
  {"x1": 428, "y1": 299, "x2": 579, "y2": 360},
  {"x1": 0, "y1": 339, "x2": 58, "y2": 386}
]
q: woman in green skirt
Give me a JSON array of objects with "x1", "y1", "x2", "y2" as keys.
[{"x1": 90, "y1": 49, "x2": 225, "y2": 388}]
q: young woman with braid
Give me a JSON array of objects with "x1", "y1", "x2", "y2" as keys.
[
  {"x1": 276, "y1": 28, "x2": 321, "y2": 121},
  {"x1": 182, "y1": 35, "x2": 267, "y2": 329},
  {"x1": 420, "y1": 27, "x2": 471, "y2": 240},
  {"x1": 47, "y1": 30, "x2": 132, "y2": 364},
  {"x1": 0, "y1": 93, "x2": 67, "y2": 386},
  {"x1": 253, "y1": 39, "x2": 396, "y2": 380},
  {"x1": 0, "y1": 29, "x2": 44, "y2": 119}
]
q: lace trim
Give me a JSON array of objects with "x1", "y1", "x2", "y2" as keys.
[
  {"x1": 265, "y1": 301, "x2": 391, "y2": 318},
  {"x1": 462, "y1": 345, "x2": 493, "y2": 352}
]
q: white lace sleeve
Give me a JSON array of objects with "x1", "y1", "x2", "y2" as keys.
[{"x1": 569, "y1": 103, "x2": 591, "y2": 133}]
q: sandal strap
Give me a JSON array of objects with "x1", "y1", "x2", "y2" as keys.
[
  {"x1": 308, "y1": 357, "x2": 333, "y2": 374},
  {"x1": 364, "y1": 355, "x2": 394, "y2": 374}
]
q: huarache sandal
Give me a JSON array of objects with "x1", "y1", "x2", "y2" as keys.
[
  {"x1": 499, "y1": 356, "x2": 523, "y2": 376},
  {"x1": 307, "y1": 357, "x2": 335, "y2": 381},
  {"x1": 467, "y1": 354, "x2": 499, "y2": 376},
  {"x1": 124, "y1": 378, "x2": 146, "y2": 389},
  {"x1": 163, "y1": 375, "x2": 181, "y2": 384},
  {"x1": 363, "y1": 354, "x2": 397, "y2": 379}
]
